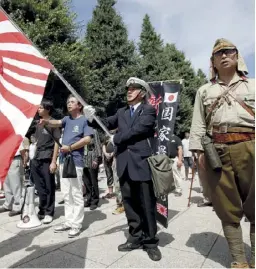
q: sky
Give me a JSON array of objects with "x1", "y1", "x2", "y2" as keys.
[{"x1": 70, "y1": 0, "x2": 255, "y2": 79}]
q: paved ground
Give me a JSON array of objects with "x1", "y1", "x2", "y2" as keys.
[{"x1": 0, "y1": 170, "x2": 251, "y2": 268}]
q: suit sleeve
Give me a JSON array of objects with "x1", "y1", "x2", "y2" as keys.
[
  {"x1": 113, "y1": 105, "x2": 156, "y2": 145},
  {"x1": 88, "y1": 113, "x2": 118, "y2": 131}
]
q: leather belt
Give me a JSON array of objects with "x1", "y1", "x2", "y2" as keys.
[
  {"x1": 213, "y1": 132, "x2": 255, "y2": 144},
  {"x1": 212, "y1": 126, "x2": 255, "y2": 134}
]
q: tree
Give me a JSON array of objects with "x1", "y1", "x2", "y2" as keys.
[
  {"x1": 137, "y1": 15, "x2": 207, "y2": 135},
  {"x1": 163, "y1": 43, "x2": 208, "y2": 135},
  {"x1": 138, "y1": 14, "x2": 166, "y2": 82},
  {"x1": 84, "y1": 0, "x2": 138, "y2": 117},
  {"x1": 160, "y1": 43, "x2": 207, "y2": 134},
  {"x1": 1, "y1": 0, "x2": 88, "y2": 110}
]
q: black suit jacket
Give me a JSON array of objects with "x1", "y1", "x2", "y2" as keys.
[{"x1": 102, "y1": 103, "x2": 156, "y2": 181}]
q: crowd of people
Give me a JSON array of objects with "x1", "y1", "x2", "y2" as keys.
[
  {"x1": 0, "y1": 38, "x2": 254, "y2": 267},
  {"x1": 0, "y1": 98, "x2": 196, "y2": 219}
]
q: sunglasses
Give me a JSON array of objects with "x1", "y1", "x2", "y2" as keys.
[{"x1": 213, "y1": 48, "x2": 237, "y2": 58}]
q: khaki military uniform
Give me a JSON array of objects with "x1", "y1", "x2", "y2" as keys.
[
  {"x1": 189, "y1": 39, "x2": 255, "y2": 268},
  {"x1": 190, "y1": 74, "x2": 255, "y2": 220}
]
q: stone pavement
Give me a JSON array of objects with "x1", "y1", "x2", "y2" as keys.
[{"x1": 0, "y1": 170, "x2": 250, "y2": 268}]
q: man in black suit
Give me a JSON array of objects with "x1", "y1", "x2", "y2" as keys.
[{"x1": 83, "y1": 77, "x2": 161, "y2": 261}]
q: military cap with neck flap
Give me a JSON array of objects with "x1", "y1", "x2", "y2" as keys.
[{"x1": 209, "y1": 38, "x2": 248, "y2": 80}]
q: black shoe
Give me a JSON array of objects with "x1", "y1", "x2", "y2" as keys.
[
  {"x1": 145, "y1": 247, "x2": 162, "y2": 261},
  {"x1": 58, "y1": 200, "x2": 64, "y2": 205},
  {"x1": 38, "y1": 213, "x2": 45, "y2": 220},
  {"x1": 9, "y1": 210, "x2": 21, "y2": 217},
  {"x1": 197, "y1": 201, "x2": 212, "y2": 207},
  {"x1": 0, "y1": 207, "x2": 10, "y2": 213},
  {"x1": 84, "y1": 201, "x2": 91, "y2": 207},
  {"x1": 90, "y1": 205, "x2": 97, "y2": 210},
  {"x1": 118, "y1": 241, "x2": 143, "y2": 252}
]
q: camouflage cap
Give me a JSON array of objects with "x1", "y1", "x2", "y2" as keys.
[
  {"x1": 212, "y1": 38, "x2": 236, "y2": 54},
  {"x1": 126, "y1": 77, "x2": 152, "y2": 93}
]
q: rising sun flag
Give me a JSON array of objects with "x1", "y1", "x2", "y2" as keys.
[{"x1": 0, "y1": 8, "x2": 52, "y2": 182}]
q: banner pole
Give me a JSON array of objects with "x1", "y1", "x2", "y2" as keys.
[
  {"x1": 148, "y1": 79, "x2": 184, "y2": 85},
  {"x1": 0, "y1": 7, "x2": 112, "y2": 137}
]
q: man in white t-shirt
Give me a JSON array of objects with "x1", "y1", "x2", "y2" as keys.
[
  {"x1": 182, "y1": 132, "x2": 193, "y2": 181},
  {"x1": 29, "y1": 134, "x2": 37, "y2": 161}
]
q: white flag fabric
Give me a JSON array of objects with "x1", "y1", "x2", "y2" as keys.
[{"x1": 0, "y1": 10, "x2": 52, "y2": 182}]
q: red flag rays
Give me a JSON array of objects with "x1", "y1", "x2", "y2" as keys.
[{"x1": 0, "y1": 9, "x2": 52, "y2": 182}]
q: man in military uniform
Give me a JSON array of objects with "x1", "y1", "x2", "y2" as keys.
[{"x1": 189, "y1": 39, "x2": 255, "y2": 268}]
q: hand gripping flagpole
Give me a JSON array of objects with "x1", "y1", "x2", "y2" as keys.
[
  {"x1": 0, "y1": 7, "x2": 112, "y2": 138},
  {"x1": 52, "y1": 68, "x2": 112, "y2": 137}
]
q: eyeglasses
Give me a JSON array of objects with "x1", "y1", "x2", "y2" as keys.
[{"x1": 213, "y1": 49, "x2": 237, "y2": 58}]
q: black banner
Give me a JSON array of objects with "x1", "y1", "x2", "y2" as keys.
[
  {"x1": 148, "y1": 81, "x2": 181, "y2": 228},
  {"x1": 148, "y1": 81, "x2": 181, "y2": 156}
]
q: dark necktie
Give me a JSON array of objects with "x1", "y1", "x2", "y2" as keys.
[{"x1": 130, "y1": 106, "x2": 134, "y2": 117}]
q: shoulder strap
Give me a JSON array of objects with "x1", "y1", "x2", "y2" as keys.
[
  {"x1": 230, "y1": 95, "x2": 255, "y2": 118},
  {"x1": 43, "y1": 126, "x2": 62, "y2": 147},
  {"x1": 205, "y1": 81, "x2": 243, "y2": 125}
]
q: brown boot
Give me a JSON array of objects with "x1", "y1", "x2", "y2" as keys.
[{"x1": 231, "y1": 262, "x2": 249, "y2": 268}]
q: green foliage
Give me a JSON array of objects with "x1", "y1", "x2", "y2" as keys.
[
  {"x1": 0, "y1": 0, "x2": 208, "y2": 136},
  {"x1": 1, "y1": 0, "x2": 88, "y2": 109},
  {"x1": 84, "y1": 0, "x2": 138, "y2": 117},
  {"x1": 138, "y1": 14, "x2": 166, "y2": 82},
  {"x1": 138, "y1": 15, "x2": 207, "y2": 135}
]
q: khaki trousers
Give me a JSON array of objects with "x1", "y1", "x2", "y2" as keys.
[{"x1": 207, "y1": 140, "x2": 255, "y2": 224}]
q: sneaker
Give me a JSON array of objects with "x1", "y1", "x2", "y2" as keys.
[
  {"x1": 42, "y1": 215, "x2": 53, "y2": 224},
  {"x1": 9, "y1": 210, "x2": 21, "y2": 217},
  {"x1": 112, "y1": 206, "x2": 125, "y2": 215},
  {"x1": 197, "y1": 201, "x2": 213, "y2": 207},
  {"x1": 54, "y1": 223, "x2": 71, "y2": 233},
  {"x1": 0, "y1": 207, "x2": 10, "y2": 213},
  {"x1": 102, "y1": 193, "x2": 115, "y2": 199},
  {"x1": 68, "y1": 228, "x2": 80, "y2": 238}
]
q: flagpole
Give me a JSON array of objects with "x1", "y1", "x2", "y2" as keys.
[
  {"x1": 148, "y1": 79, "x2": 184, "y2": 85},
  {"x1": 0, "y1": 7, "x2": 112, "y2": 137},
  {"x1": 51, "y1": 68, "x2": 112, "y2": 137}
]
